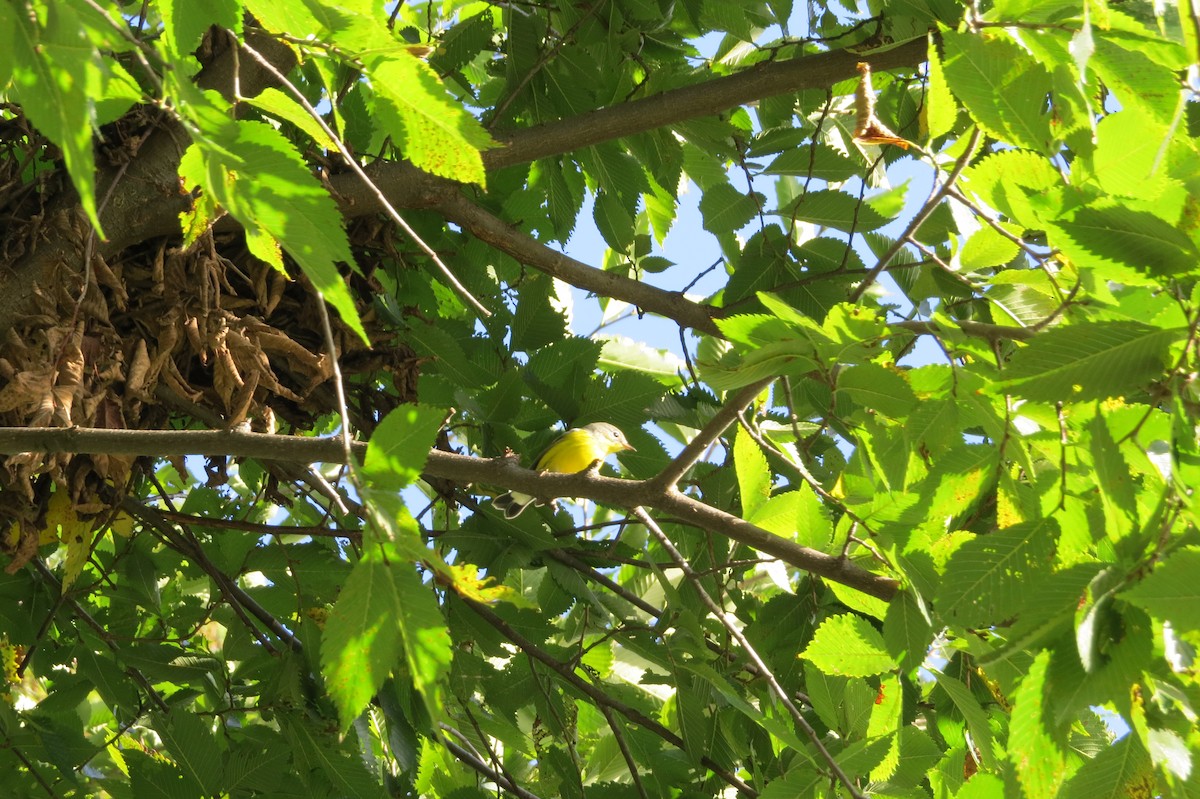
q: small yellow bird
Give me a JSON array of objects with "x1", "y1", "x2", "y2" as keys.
[{"x1": 492, "y1": 422, "x2": 636, "y2": 519}]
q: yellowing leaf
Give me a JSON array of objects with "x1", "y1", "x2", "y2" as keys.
[
  {"x1": 61, "y1": 526, "x2": 95, "y2": 591},
  {"x1": 439, "y1": 563, "x2": 531, "y2": 607}
]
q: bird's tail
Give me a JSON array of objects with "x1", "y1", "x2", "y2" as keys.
[{"x1": 491, "y1": 491, "x2": 536, "y2": 519}]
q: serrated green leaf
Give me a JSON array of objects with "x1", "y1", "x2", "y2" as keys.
[
  {"x1": 699, "y1": 182, "x2": 760, "y2": 236},
  {"x1": 883, "y1": 590, "x2": 933, "y2": 673},
  {"x1": 924, "y1": 33, "x2": 957, "y2": 140},
  {"x1": 363, "y1": 404, "x2": 445, "y2": 491},
  {"x1": 942, "y1": 30, "x2": 1054, "y2": 153},
  {"x1": 959, "y1": 224, "x2": 1020, "y2": 271},
  {"x1": 763, "y1": 144, "x2": 857, "y2": 181},
  {"x1": 244, "y1": 87, "x2": 338, "y2": 151},
  {"x1": 959, "y1": 149, "x2": 1063, "y2": 227},
  {"x1": 932, "y1": 670, "x2": 998, "y2": 769},
  {"x1": 282, "y1": 712, "x2": 387, "y2": 798},
  {"x1": 1090, "y1": 112, "x2": 1171, "y2": 199},
  {"x1": 6, "y1": 3, "x2": 106, "y2": 233},
  {"x1": 161, "y1": 0, "x2": 241, "y2": 61},
  {"x1": 597, "y1": 335, "x2": 685, "y2": 385},
  {"x1": 1009, "y1": 650, "x2": 1069, "y2": 797},
  {"x1": 734, "y1": 424, "x2": 770, "y2": 518},
  {"x1": 835, "y1": 364, "x2": 917, "y2": 419},
  {"x1": 593, "y1": 189, "x2": 635, "y2": 251},
  {"x1": 801, "y1": 613, "x2": 896, "y2": 677},
  {"x1": 1050, "y1": 205, "x2": 1200, "y2": 278},
  {"x1": 432, "y1": 9, "x2": 495, "y2": 73},
  {"x1": 128, "y1": 751, "x2": 191, "y2": 799},
  {"x1": 322, "y1": 553, "x2": 406, "y2": 728},
  {"x1": 406, "y1": 322, "x2": 498, "y2": 389},
  {"x1": 936, "y1": 518, "x2": 1060, "y2": 628},
  {"x1": 156, "y1": 713, "x2": 223, "y2": 795},
  {"x1": 780, "y1": 189, "x2": 889, "y2": 232},
  {"x1": 1122, "y1": 547, "x2": 1200, "y2": 631},
  {"x1": 1060, "y1": 734, "x2": 1152, "y2": 799},
  {"x1": 1090, "y1": 39, "x2": 1181, "y2": 122},
  {"x1": 369, "y1": 52, "x2": 492, "y2": 186},
  {"x1": 997, "y1": 321, "x2": 1182, "y2": 402}
]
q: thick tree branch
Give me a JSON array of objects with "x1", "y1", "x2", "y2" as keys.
[
  {"x1": 484, "y1": 36, "x2": 929, "y2": 169},
  {"x1": 0, "y1": 427, "x2": 899, "y2": 600},
  {"x1": 430, "y1": 190, "x2": 721, "y2": 336}
]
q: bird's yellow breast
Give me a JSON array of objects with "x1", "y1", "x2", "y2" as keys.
[{"x1": 534, "y1": 428, "x2": 608, "y2": 474}]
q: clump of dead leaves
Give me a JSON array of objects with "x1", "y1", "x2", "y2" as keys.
[{"x1": 0, "y1": 223, "x2": 417, "y2": 572}]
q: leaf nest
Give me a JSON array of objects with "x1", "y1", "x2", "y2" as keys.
[{"x1": 0, "y1": 199, "x2": 420, "y2": 570}]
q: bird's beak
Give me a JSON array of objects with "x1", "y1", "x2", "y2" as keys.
[{"x1": 622, "y1": 442, "x2": 636, "y2": 452}]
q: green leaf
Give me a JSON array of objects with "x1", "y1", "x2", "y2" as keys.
[
  {"x1": 1050, "y1": 205, "x2": 1200, "y2": 278},
  {"x1": 406, "y1": 323, "x2": 499, "y2": 389},
  {"x1": 932, "y1": 670, "x2": 998, "y2": 769},
  {"x1": 924, "y1": 33, "x2": 957, "y2": 141},
  {"x1": 1122, "y1": 547, "x2": 1200, "y2": 631},
  {"x1": 282, "y1": 712, "x2": 387, "y2": 798},
  {"x1": 997, "y1": 321, "x2": 1182, "y2": 402},
  {"x1": 369, "y1": 54, "x2": 492, "y2": 186},
  {"x1": 178, "y1": 118, "x2": 368, "y2": 342},
  {"x1": 322, "y1": 552, "x2": 406, "y2": 728},
  {"x1": 1088, "y1": 413, "x2": 1139, "y2": 537},
  {"x1": 593, "y1": 190, "x2": 636, "y2": 251},
  {"x1": 1090, "y1": 112, "x2": 1172, "y2": 199},
  {"x1": 1009, "y1": 650, "x2": 1069, "y2": 798},
  {"x1": 1090, "y1": 38, "x2": 1182, "y2": 122},
  {"x1": 244, "y1": 87, "x2": 338, "y2": 151},
  {"x1": 699, "y1": 182, "x2": 760, "y2": 236},
  {"x1": 835, "y1": 364, "x2": 918, "y2": 419},
  {"x1": 5, "y1": 3, "x2": 106, "y2": 233},
  {"x1": 959, "y1": 224, "x2": 1020, "y2": 271},
  {"x1": 161, "y1": 0, "x2": 241, "y2": 61},
  {"x1": 800, "y1": 613, "x2": 897, "y2": 677},
  {"x1": 128, "y1": 751, "x2": 192, "y2": 799},
  {"x1": 883, "y1": 590, "x2": 933, "y2": 674},
  {"x1": 363, "y1": 404, "x2": 445, "y2": 491},
  {"x1": 763, "y1": 144, "x2": 858, "y2": 181},
  {"x1": 734, "y1": 424, "x2": 771, "y2": 518},
  {"x1": 780, "y1": 189, "x2": 890, "y2": 233},
  {"x1": 942, "y1": 30, "x2": 1054, "y2": 153},
  {"x1": 597, "y1": 335, "x2": 686, "y2": 385},
  {"x1": 936, "y1": 518, "x2": 1060, "y2": 628},
  {"x1": 1064, "y1": 732, "x2": 1152, "y2": 799},
  {"x1": 156, "y1": 713, "x2": 223, "y2": 795},
  {"x1": 959, "y1": 149, "x2": 1063, "y2": 228}
]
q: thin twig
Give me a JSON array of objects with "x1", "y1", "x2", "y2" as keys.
[
  {"x1": 632, "y1": 507, "x2": 866, "y2": 799},
  {"x1": 463, "y1": 599, "x2": 759, "y2": 797},
  {"x1": 441, "y1": 735, "x2": 547, "y2": 799},
  {"x1": 235, "y1": 36, "x2": 492, "y2": 319},
  {"x1": 849, "y1": 127, "x2": 982, "y2": 302},
  {"x1": 548, "y1": 550, "x2": 663, "y2": 617},
  {"x1": 151, "y1": 509, "x2": 360, "y2": 540},
  {"x1": 650, "y1": 377, "x2": 776, "y2": 492},
  {"x1": 596, "y1": 703, "x2": 650, "y2": 799},
  {"x1": 124, "y1": 498, "x2": 304, "y2": 653},
  {"x1": 314, "y1": 293, "x2": 359, "y2": 488}
]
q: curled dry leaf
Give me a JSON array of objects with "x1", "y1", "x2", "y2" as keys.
[{"x1": 854, "y1": 62, "x2": 911, "y2": 150}]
